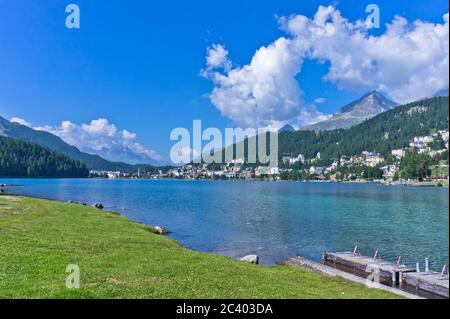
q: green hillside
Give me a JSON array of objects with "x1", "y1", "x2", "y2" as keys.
[
  {"x1": 0, "y1": 116, "x2": 154, "y2": 173},
  {"x1": 219, "y1": 96, "x2": 448, "y2": 166},
  {"x1": 280, "y1": 96, "x2": 448, "y2": 162},
  {"x1": 0, "y1": 136, "x2": 88, "y2": 178}
]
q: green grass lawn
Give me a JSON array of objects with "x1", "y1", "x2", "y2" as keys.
[{"x1": 0, "y1": 194, "x2": 400, "y2": 299}]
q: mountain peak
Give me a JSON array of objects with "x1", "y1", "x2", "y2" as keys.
[
  {"x1": 338, "y1": 91, "x2": 396, "y2": 114},
  {"x1": 305, "y1": 91, "x2": 397, "y2": 131},
  {"x1": 279, "y1": 124, "x2": 296, "y2": 133}
]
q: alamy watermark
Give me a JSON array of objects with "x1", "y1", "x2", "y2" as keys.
[
  {"x1": 65, "y1": 4, "x2": 80, "y2": 29},
  {"x1": 365, "y1": 264, "x2": 382, "y2": 288},
  {"x1": 366, "y1": 4, "x2": 380, "y2": 29},
  {"x1": 170, "y1": 120, "x2": 279, "y2": 167},
  {"x1": 65, "y1": 264, "x2": 80, "y2": 289}
]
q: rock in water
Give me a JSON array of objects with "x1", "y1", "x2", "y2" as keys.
[
  {"x1": 240, "y1": 255, "x2": 259, "y2": 264},
  {"x1": 154, "y1": 226, "x2": 171, "y2": 235},
  {"x1": 93, "y1": 203, "x2": 104, "y2": 210}
]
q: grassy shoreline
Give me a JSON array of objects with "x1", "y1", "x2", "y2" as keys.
[{"x1": 0, "y1": 194, "x2": 400, "y2": 299}]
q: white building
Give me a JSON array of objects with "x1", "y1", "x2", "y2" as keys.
[
  {"x1": 418, "y1": 147, "x2": 432, "y2": 154},
  {"x1": 439, "y1": 130, "x2": 449, "y2": 149},
  {"x1": 331, "y1": 160, "x2": 339, "y2": 169},
  {"x1": 257, "y1": 166, "x2": 280, "y2": 176},
  {"x1": 310, "y1": 166, "x2": 324, "y2": 175},
  {"x1": 282, "y1": 154, "x2": 305, "y2": 165},
  {"x1": 230, "y1": 158, "x2": 245, "y2": 165},
  {"x1": 363, "y1": 153, "x2": 385, "y2": 167},
  {"x1": 423, "y1": 136, "x2": 434, "y2": 143},
  {"x1": 392, "y1": 149, "x2": 406, "y2": 159},
  {"x1": 410, "y1": 136, "x2": 434, "y2": 150},
  {"x1": 106, "y1": 171, "x2": 118, "y2": 179},
  {"x1": 381, "y1": 165, "x2": 398, "y2": 179}
]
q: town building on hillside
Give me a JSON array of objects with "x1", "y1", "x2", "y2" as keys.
[
  {"x1": 309, "y1": 166, "x2": 324, "y2": 175},
  {"x1": 331, "y1": 160, "x2": 339, "y2": 169},
  {"x1": 107, "y1": 171, "x2": 122, "y2": 179},
  {"x1": 409, "y1": 136, "x2": 434, "y2": 150},
  {"x1": 362, "y1": 152, "x2": 385, "y2": 167},
  {"x1": 282, "y1": 154, "x2": 305, "y2": 166},
  {"x1": 350, "y1": 155, "x2": 361, "y2": 165},
  {"x1": 392, "y1": 149, "x2": 406, "y2": 159},
  {"x1": 256, "y1": 166, "x2": 280, "y2": 176},
  {"x1": 381, "y1": 165, "x2": 398, "y2": 180},
  {"x1": 439, "y1": 130, "x2": 449, "y2": 149},
  {"x1": 423, "y1": 136, "x2": 434, "y2": 143},
  {"x1": 418, "y1": 147, "x2": 432, "y2": 154},
  {"x1": 227, "y1": 159, "x2": 243, "y2": 172},
  {"x1": 214, "y1": 171, "x2": 225, "y2": 177}
]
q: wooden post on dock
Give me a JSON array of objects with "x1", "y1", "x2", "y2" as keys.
[
  {"x1": 441, "y1": 264, "x2": 447, "y2": 277},
  {"x1": 373, "y1": 250, "x2": 379, "y2": 260}
]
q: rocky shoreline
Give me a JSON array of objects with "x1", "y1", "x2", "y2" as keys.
[
  {"x1": 1, "y1": 187, "x2": 264, "y2": 266},
  {"x1": 66, "y1": 199, "x2": 261, "y2": 264}
]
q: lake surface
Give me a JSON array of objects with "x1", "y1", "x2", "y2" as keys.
[{"x1": 1, "y1": 179, "x2": 448, "y2": 268}]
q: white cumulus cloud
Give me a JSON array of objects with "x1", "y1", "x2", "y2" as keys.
[
  {"x1": 297, "y1": 104, "x2": 332, "y2": 127},
  {"x1": 33, "y1": 118, "x2": 162, "y2": 164},
  {"x1": 10, "y1": 117, "x2": 31, "y2": 127},
  {"x1": 203, "y1": 6, "x2": 449, "y2": 128},
  {"x1": 282, "y1": 6, "x2": 449, "y2": 103},
  {"x1": 202, "y1": 38, "x2": 308, "y2": 128},
  {"x1": 314, "y1": 97, "x2": 326, "y2": 104},
  {"x1": 205, "y1": 44, "x2": 232, "y2": 72}
]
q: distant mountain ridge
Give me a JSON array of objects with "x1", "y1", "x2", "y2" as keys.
[
  {"x1": 0, "y1": 116, "x2": 154, "y2": 172},
  {"x1": 305, "y1": 91, "x2": 397, "y2": 131},
  {"x1": 279, "y1": 124, "x2": 296, "y2": 133}
]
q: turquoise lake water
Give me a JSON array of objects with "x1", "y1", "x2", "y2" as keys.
[{"x1": 1, "y1": 179, "x2": 448, "y2": 268}]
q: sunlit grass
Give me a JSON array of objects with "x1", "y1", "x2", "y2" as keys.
[{"x1": 0, "y1": 195, "x2": 400, "y2": 299}]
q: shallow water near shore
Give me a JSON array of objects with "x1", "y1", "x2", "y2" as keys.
[{"x1": 1, "y1": 179, "x2": 448, "y2": 268}]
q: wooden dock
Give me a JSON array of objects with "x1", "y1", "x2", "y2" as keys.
[
  {"x1": 285, "y1": 257, "x2": 422, "y2": 299},
  {"x1": 323, "y1": 250, "x2": 449, "y2": 298},
  {"x1": 403, "y1": 272, "x2": 449, "y2": 298},
  {"x1": 323, "y1": 251, "x2": 416, "y2": 284}
]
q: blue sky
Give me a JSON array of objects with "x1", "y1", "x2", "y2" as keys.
[{"x1": 0, "y1": 0, "x2": 448, "y2": 163}]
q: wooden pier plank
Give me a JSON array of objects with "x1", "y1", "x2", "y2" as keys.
[
  {"x1": 325, "y1": 252, "x2": 415, "y2": 275},
  {"x1": 324, "y1": 251, "x2": 449, "y2": 298},
  {"x1": 403, "y1": 272, "x2": 449, "y2": 298}
]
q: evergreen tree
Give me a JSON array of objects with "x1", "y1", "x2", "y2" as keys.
[{"x1": 0, "y1": 137, "x2": 89, "y2": 178}]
